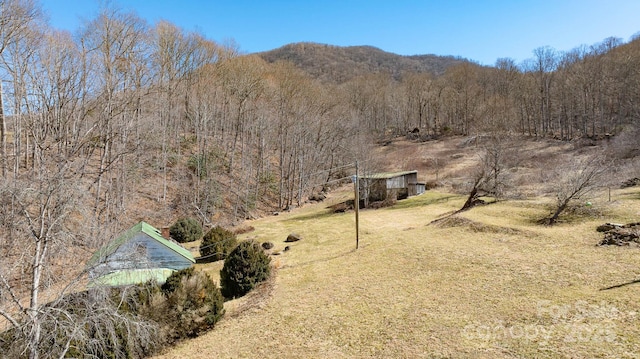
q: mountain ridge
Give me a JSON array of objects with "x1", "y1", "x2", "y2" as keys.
[{"x1": 257, "y1": 42, "x2": 474, "y2": 83}]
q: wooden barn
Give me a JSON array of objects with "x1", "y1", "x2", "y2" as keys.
[
  {"x1": 86, "y1": 221, "x2": 195, "y2": 287},
  {"x1": 359, "y1": 170, "x2": 425, "y2": 205}
]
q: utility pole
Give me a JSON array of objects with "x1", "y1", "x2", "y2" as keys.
[{"x1": 355, "y1": 160, "x2": 360, "y2": 249}]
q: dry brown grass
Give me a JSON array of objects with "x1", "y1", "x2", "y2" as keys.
[{"x1": 153, "y1": 185, "x2": 640, "y2": 359}]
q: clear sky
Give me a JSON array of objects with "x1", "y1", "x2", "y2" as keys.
[{"x1": 40, "y1": 0, "x2": 640, "y2": 66}]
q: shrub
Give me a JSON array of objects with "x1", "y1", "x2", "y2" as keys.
[
  {"x1": 0, "y1": 269, "x2": 225, "y2": 358},
  {"x1": 169, "y1": 217, "x2": 203, "y2": 243},
  {"x1": 161, "y1": 266, "x2": 195, "y2": 294},
  {"x1": 425, "y1": 180, "x2": 440, "y2": 190},
  {"x1": 187, "y1": 149, "x2": 228, "y2": 178},
  {"x1": 220, "y1": 240, "x2": 271, "y2": 299},
  {"x1": 200, "y1": 226, "x2": 237, "y2": 262},
  {"x1": 138, "y1": 268, "x2": 224, "y2": 340},
  {"x1": 187, "y1": 153, "x2": 208, "y2": 178},
  {"x1": 162, "y1": 269, "x2": 225, "y2": 338},
  {"x1": 0, "y1": 288, "x2": 164, "y2": 359}
]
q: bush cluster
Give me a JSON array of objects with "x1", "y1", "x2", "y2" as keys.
[
  {"x1": 0, "y1": 268, "x2": 225, "y2": 358},
  {"x1": 1, "y1": 239, "x2": 275, "y2": 357},
  {"x1": 149, "y1": 268, "x2": 225, "y2": 339},
  {"x1": 199, "y1": 226, "x2": 237, "y2": 261},
  {"x1": 0, "y1": 291, "x2": 159, "y2": 359},
  {"x1": 220, "y1": 240, "x2": 271, "y2": 299},
  {"x1": 169, "y1": 217, "x2": 203, "y2": 243}
]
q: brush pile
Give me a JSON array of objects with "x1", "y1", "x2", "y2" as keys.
[
  {"x1": 621, "y1": 178, "x2": 640, "y2": 188},
  {"x1": 597, "y1": 222, "x2": 640, "y2": 246}
]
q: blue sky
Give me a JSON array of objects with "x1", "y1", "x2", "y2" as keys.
[{"x1": 40, "y1": 0, "x2": 640, "y2": 66}]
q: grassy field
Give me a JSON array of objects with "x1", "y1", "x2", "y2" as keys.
[{"x1": 154, "y1": 186, "x2": 640, "y2": 359}]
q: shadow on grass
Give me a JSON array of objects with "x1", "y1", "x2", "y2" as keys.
[
  {"x1": 429, "y1": 199, "x2": 500, "y2": 225},
  {"x1": 195, "y1": 256, "x2": 222, "y2": 264},
  {"x1": 283, "y1": 208, "x2": 343, "y2": 223},
  {"x1": 389, "y1": 194, "x2": 460, "y2": 210},
  {"x1": 535, "y1": 204, "x2": 614, "y2": 227},
  {"x1": 614, "y1": 190, "x2": 640, "y2": 201},
  {"x1": 283, "y1": 193, "x2": 461, "y2": 221},
  {"x1": 282, "y1": 246, "x2": 361, "y2": 269},
  {"x1": 599, "y1": 278, "x2": 640, "y2": 291}
]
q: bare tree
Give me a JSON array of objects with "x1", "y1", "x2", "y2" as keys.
[
  {"x1": 0, "y1": 0, "x2": 42, "y2": 177},
  {"x1": 79, "y1": 6, "x2": 151, "y2": 224},
  {"x1": 459, "y1": 135, "x2": 520, "y2": 211},
  {"x1": 1, "y1": 281, "x2": 162, "y2": 358},
  {"x1": 543, "y1": 154, "x2": 608, "y2": 225},
  {"x1": 402, "y1": 72, "x2": 433, "y2": 133},
  {"x1": 441, "y1": 63, "x2": 482, "y2": 136},
  {"x1": 150, "y1": 20, "x2": 219, "y2": 202},
  {"x1": 0, "y1": 160, "x2": 89, "y2": 359},
  {"x1": 0, "y1": 7, "x2": 156, "y2": 357},
  {"x1": 0, "y1": 152, "x2": 159, "y2": 359}
]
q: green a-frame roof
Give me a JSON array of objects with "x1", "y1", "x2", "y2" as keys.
[{"x1": 87, "y1": 221, "x2": 195, "y2": 269}]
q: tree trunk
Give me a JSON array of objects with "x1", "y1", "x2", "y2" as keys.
[
  {"x1": 28, "y1": 234, "x2": 47, "y2": 359},
  {"x1": 0, "y1": 81, "x2": 6, "y2": 177},
  {"x1": 548, "y1": 200, "x2": 568, "y2": 225},
  {"x1": 460, "y1": 186, "x2": 478, "y2": 211}
]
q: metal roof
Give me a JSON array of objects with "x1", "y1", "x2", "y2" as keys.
[
  {"x1": 359, "y1": 170, "x2": 418, "y2": 180},
  {"x1": 86, "y1": 221, "x2": 195, "y2": 268}
]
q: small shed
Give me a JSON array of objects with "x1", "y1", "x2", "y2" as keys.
[
  {"x1": 359, "y1": 170, "x2": 426, "y2": 204},
  {"x1": 86, "y1": 221, "x2": 195, "y2": 287}
]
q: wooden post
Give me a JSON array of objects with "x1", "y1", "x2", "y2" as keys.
[{"x1": 355, "y1": 160, "x2": 359, "y2": 249}]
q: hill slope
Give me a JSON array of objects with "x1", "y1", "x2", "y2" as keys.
[
  {"x1": 258, "y1": 42, "x2": 471, "y2": 83},
  {"x1": 155, "y1": 185, "x2": 640, "y2": 358},
  {"x1": 154, "y1": 136, "x2": 640, "y2": 358}
]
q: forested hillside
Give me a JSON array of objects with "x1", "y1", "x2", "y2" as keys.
[
  {"x1": 258, "y1": 42, "x2": 470, "y2": 82},
  {"x1": 1, "y1": 1, "x2": 639, "y2": 357},
  {"x1": 1, "y1": 7, "x2": 638, "y2": 233}
]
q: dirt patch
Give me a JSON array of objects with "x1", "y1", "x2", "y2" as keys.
[{"x1": 370, "y1": 136, "x2": 599, "y2": 199}]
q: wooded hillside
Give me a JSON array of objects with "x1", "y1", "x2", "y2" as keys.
[
  {"x1": 0, "y1": 1, "x2": 639, "y2": 356},
  {"x1": 258, "y1": 42, "x2": 470, "y2": 82},
  {"x1": 0, "y1": 6, "x2": 637, "y2": 232}
]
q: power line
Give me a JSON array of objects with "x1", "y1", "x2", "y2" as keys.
[{"x1": 298, "y1": 162, "x2": 356, "y2": 180}]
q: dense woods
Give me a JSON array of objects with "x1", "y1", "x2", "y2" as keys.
[
  {"x1": 0, "y1": 0, "x2": 639, "y2": 357},
  {"x1": 259, "y1": 39, "x2": 640, "y2": 142}
]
